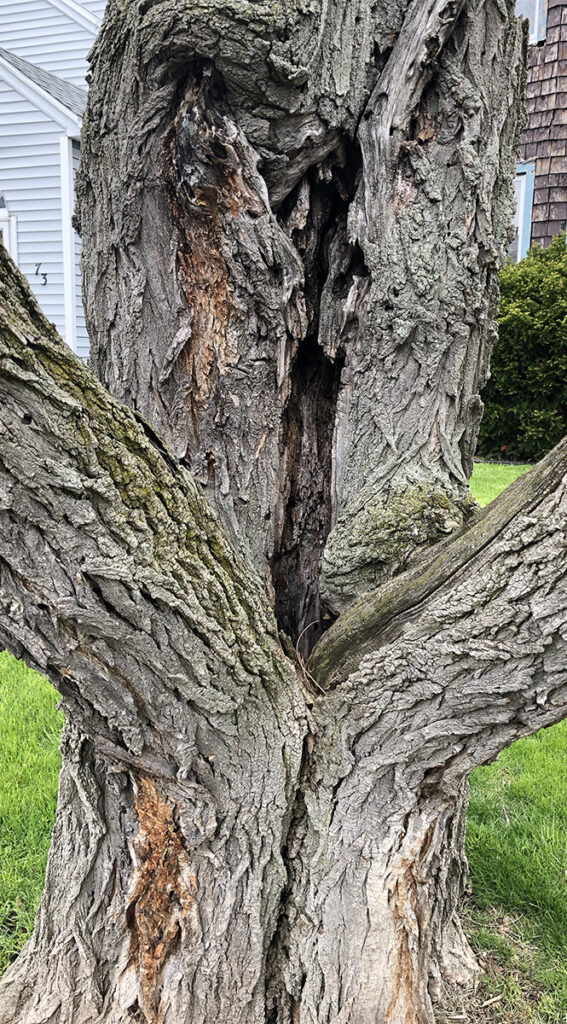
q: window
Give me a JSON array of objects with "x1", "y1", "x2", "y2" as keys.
[
  {"x1": 516, "y1": 0, "x2": 547, "y2": 44},
  {"x1": 0, "y1": 200, "x2": 18, "y2": 261},
  {"x1": 509, "y1": 161, "x2": 535, "y2": 263}
]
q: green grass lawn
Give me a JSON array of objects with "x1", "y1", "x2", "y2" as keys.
[
  {"x1": 470, "y1": 461, "x2": 532, "y2": 508},
  {"x1": 459, "y1": 721, "x2": 567, "y2": 1023},
  {"x1": 0, "y1": 652, "x2": 63, "y2": 972},
  {"x1": 2, "y1": 461, "x2": 566, "y2": 1021}
]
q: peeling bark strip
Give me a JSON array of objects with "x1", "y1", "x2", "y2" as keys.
[
  {"x1": 128, "y1": 778, "x2": 198, "y2": 1021},
  {"x1": 0, "y1": 2, "x2": 561, "y2": 1024}
]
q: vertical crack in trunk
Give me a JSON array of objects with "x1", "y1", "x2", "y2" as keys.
[
  {"x1": 272, "y1": 335, "x2": 344, "y2": 657},
  {"x1": 271, "y1": 144, "x2": 366, "y2": 658},
  {"x1": 161, "y1": 67, "x2": 372, "y2": 654}
]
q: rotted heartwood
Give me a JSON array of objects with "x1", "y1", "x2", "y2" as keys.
[{"x1": 1, "y1": 2, "x2": 566, "y2": 1024}]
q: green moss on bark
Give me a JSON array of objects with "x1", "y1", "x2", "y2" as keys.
[{"x1": 321, "y1": 481, "x2": 478, "y2": 615}]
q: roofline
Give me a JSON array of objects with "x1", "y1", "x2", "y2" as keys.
[
  {"x1": 0, "y1": 54, "x2": 82, "y2": 133},
  {"x1": 46, "y1": 0, "x2": 101, "y2": 33}
]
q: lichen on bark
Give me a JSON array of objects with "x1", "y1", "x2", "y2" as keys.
[{"x1": 321, "y1": 481, "x2": 478, "y2": 615}]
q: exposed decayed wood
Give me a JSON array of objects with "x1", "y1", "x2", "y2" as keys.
[
  {"x1": 128, "y1": 777, "x2": 198, "y2": 1021},
  {"x1": 0, "y1": 2, "x2": 562, "y2": 1023}
]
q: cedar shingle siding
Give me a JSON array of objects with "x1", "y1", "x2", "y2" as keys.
[{"x1": 521, "y1": 0, "x2": 567, "y2": 247}]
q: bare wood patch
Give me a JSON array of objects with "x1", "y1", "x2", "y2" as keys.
[{"x1": 128, "y1": 777, "x2": 197, "y2": 1023}]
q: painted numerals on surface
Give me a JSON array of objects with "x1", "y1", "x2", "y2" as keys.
[{"x1": 35, "y1": 263, "x2": 47, "y2": 286}]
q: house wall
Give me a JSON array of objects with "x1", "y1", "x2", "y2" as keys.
[
  {"x1": 72, "y1": 139, "x2": 89, "y2": 360},
  {"x1": 520, "y1": 0, "x2": 567, "y2": 246},
  {"x1": 0, "y1": 76, "x2": 67, "y2": 338},
  {"x1": 76, "y1": 0, "x2": 106, "y2": 17},
  {"x1": 0, "y1": 0, "x2": 99, "y2": 87},
  {"x1": 0, "y1": 0, "x2": 105, "y2": 356}
]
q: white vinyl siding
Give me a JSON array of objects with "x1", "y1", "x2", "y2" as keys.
[
  {"x1": 0, "y1": 78, "x2": 66, "y2": 336},
  {"x1": 76, "y1": 0, "x2": 105, "y2": 17},
  {"x1": 72, "y1": 139, "x2": 89, "y2": 359},
  {"x1": 0, "y1": 0, "x2": 104, "y2": 354},
  {"x1": 0, "y1": 0, "x2": 97, "y2": 86}
]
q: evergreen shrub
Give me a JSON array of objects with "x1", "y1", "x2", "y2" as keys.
[{"x1": 478, "y1": 233, "x2": 567, "y2": 462}]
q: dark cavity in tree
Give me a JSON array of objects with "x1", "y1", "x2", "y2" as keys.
[
  {"x1": 272, "y1": 144, "x2": 366, "y2": 657},
  {"x1": 172, "y1": 65, "x2": 367, "y2": 654}
]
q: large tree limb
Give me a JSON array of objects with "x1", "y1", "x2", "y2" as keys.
[
  {"x1": 311, "y1": 436, "x2": 567, "y2": 685},
  {"x1": 320, "y1": 0, "x2": 526, "y2": 612},
  {"x1": 0, "y1": 247, "x2": 307, "y2": 1024},
  {"x1": 275, "y1": 441, "x2": 567, "y2": 1024}
]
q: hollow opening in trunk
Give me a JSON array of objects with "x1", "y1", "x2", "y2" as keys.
[
  {"x1": 271, "y1": 335, "x2": 345, "y2": 658},
  {"x1": 271, "y1": 142, "x2": 365, "y2": 658}
]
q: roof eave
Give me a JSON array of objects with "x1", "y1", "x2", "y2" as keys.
[
  {"x1": 46, "y1": 0, "x2": 101, "y2": 34},
  {"x1": 0, "y1": 55, "x2": 82, "y2": 133}
]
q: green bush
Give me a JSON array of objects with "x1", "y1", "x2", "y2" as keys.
[{"x1": 478, "y1": 233, "x2": 567, "y2": 462}]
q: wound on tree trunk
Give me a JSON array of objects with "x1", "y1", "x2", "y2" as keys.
[{"x1": 2, "y1": 2, "x2": 564, "y2": 1024}]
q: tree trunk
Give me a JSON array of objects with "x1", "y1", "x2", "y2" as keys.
[
  {"x1": 2, "y1": 247, "x2": 567, "y2": 1024},
  {"x1": 77, "y1": 0, "x2": 525, "y2": 638},
  {"x1": 278, "y1": 442, "x2": 567, "y2": 1022},
  {"x1": 1, "y1": 2, "x2": 559, "y2": 1023}
]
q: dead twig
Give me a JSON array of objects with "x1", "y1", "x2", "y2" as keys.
[
  {"x1": 295, "y1": 621, "x2": 326, "y2": 694},
  {"x1": 480, "y1": 994, "x2": 503, "y2": 1009}
]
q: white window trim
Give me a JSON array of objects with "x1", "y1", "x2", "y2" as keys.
[
  {"x1": 60, "y1": 136, "x2": 77, "y2": 352},
  {"x1": 515, "y1": 173, "x2": 527, "y2": 263},
  {"x1": 512, "y1": 161, "x2": 536, "y2": 263},
  {"x1": 0, "y1": 210, "x2": 18, "y2": 262},
  {"x1": 521, "y1": 0, "x2": 547, "y2": 44}
]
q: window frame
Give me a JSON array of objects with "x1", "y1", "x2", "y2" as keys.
[
  {"x1": 0, "y1": 208, "x2": 18, "y2": 262},
  {"x1": 534, "y1": 0, "x2": 547, "y2": 42},
  {"x1": 518, "y1": 0, "x2": 547, "y2": 44},
  {"x1": 511, "y1": 161, "x2": 535, "y2": 263}
]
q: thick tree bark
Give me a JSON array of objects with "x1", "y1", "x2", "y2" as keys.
[
  {"x1": 2, "y1": 245, "x2": 567, "y2": 1024},
  {"x1": 0, "y1": 253, "x2": 306, "y2": 1023},
  {"x1": 278, "y1": 439, "x2": 567, "y2": 1022},
  {"x1": 77, "y1": 0, "x2": 525, "y2": 641},
  {"x1": 0, "y1": 2, "x2": 557, "y2": 1024}
]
